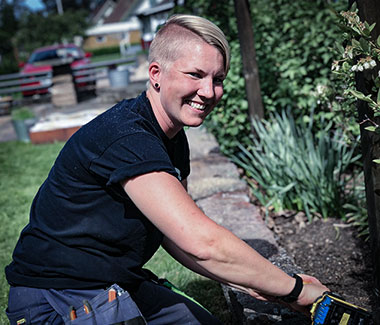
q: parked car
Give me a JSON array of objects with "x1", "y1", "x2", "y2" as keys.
[{"x1": 19, "y1": 44, "x2": 93, "y2": 97}]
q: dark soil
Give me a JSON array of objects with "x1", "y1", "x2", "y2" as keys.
[{"x1": 266, "y1": 211, "x2": 379, "y2": 312}]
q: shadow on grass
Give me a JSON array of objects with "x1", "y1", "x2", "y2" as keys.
[{"x1": 182, "y1": 279, "x2": 234, "y2": 325}]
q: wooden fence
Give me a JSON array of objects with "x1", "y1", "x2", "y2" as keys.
[
  {"x1": 0, "y1": 56, "x2": 137, "y2": 105},
  {"x1": 0, "y1": 70, "x2": 53, "y2": 96}
]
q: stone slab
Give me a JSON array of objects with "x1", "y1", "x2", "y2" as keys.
[
  {"x1": 186, "y1": 126, "x2": 220, "y2": 159},
  {"x1": 188, "y1": 156, "x2": 247, "y2": 201},
  {"x1": 195, "y1": 191, "x2": 277, "y2": 248}
]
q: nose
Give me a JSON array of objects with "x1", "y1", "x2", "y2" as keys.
[{"x1": 198, "y1": 77, "x2": 215, "y2": 99}]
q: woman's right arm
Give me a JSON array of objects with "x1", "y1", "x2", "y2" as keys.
[{"x1": 121, "y1": 171, "x2": 329, "y2": 312}]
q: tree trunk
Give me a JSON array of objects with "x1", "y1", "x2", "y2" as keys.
[
  {"x1": 350, "y1": 0, "x2": 380, "y2": 320},
  {"x1": 233, "y1": 0, "x2": 264, "y2": 122}
]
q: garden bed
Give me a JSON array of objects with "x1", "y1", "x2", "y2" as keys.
[{"x1": 267, "y1": 211, "x2": 378, "y2": 311}]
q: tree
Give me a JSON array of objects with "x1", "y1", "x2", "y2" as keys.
[
  {"x1": 40, "y1": 0, "x2": 102, "y2": 14},
  {"x1": 0, "y1": 1, "x2": 93, "y2": 73},
  {"x1": 0, "y1": 0, "x2": 22, "y2": 73},
  {"x1": 15, "y1": 9, "x2": 90, "y2": 54},
  {"x1": 233, "y1": 0, "x2": 264, "y2": 121},
  {"x1": 348, "y1": 0, "x2": 380, "y2": 316}
]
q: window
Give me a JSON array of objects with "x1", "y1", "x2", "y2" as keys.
[{"x1": 96, "y1": 36, "x2": 106, "y2": 43}]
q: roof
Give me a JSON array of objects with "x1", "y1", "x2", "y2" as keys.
[
  {"x1": 137, "y1": 1, "x2": 175, "y2": 17},
  {"x1": 103, "y1": 0, "x2": 137, "y2": 23},
  {"x1": 86, "y1": 20, "x2": 140, "y2": 36},
  {"x1": 90, "y1": 0, "x2": 109, "y2": 20}
]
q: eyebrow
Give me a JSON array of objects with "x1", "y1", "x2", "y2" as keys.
[{"x1": 194, "y1": 68, "x2": 225, "y2": 78}]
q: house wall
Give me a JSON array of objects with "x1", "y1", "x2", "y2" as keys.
[{"x1": 83, "y1": 30, "x2": 141, "y2": 50}]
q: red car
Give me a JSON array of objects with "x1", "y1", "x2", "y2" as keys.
[{"x1": 19, "y1": 44, "x2": 93, "y2": 97}]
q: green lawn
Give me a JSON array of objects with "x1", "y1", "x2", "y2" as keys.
[
  {"x1": 90, "y1": 53, "x2": 122, "y2": 63},
  {"x1": 0, "y1": 141, "x2": 232, "y2": 324}
]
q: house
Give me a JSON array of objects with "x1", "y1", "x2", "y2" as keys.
[
  {"x1": 136, "y1": 0, "x2": 184, "y2": 50},
  {"x1": 83, "y1": 0, "x2": 183, "y2": 52},
  {"x1": 83, "y1": 0, "x2": 142, "y2": 51}
]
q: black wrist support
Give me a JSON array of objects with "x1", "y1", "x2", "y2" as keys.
[{"x1": 278, "y1": 273, "x2": 303, "y2": 303}]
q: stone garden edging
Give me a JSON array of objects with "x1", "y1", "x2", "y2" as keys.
[{"x1": 186, "y1": 126, "x2": 309, "y2": 324}]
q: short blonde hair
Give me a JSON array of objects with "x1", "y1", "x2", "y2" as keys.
[{"x1": 148, "y1": 14, "x2": 230, "y2": 74}]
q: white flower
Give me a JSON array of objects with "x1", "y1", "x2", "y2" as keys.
[
  {"x1": 331, "y1": 62, "x2": 340, "y2": 71},
  {"x1": 316, "y1": 84, "x2": 325, "y2": 95},
  {"x1": 370, "y1": 60, "x2": 377, "y2": 67},
  {"x1": 364, "y1": 62, "x2": 370, "y2": 69},
  {"x1": 351, "y1": 65, "x2": 358, "y2": 71},
  {"x1": 358, "y1": 65, "x2": 364, "y2": 71}
]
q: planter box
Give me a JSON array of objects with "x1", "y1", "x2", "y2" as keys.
[
  {"x1": 29, "y1": 109, "x2": 105, "y2": 144},
  {"x1": 30, "y1": 126, "x2": 81, "y2": 144}
]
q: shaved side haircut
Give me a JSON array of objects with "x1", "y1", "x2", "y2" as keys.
[{"x1": 148, "y1": 14, "x2": 230, "y2": 75}]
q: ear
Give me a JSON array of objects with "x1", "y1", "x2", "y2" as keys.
[{"x1": 148, "y1": 62, "x2": 162, "y2": 88}]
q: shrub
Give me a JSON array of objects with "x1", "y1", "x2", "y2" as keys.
[
  {"x1": 231, "y1": 110, "x2": 362, "y2": 220},
  {"x1": 205, "y1": 40, "x2": 252, "y2": 154},
  {"x1": 0, "y1": 54, "x2": 19, "y2": 75},
  {"x1": 344, "y1": 184, "x2": 369, "y2": 238},
  {"x1": 181, "y1": 0, "x2": 350, "y2": 155},
  {"x1": 11, "y1": 107, "x2": 35, "y2": 120},
  {"x1": 84, "y1": 45, "x2": 121, "y2": 57},
  {"x1": 252, "y1": 0, "x2": 347, "y2": 114}
]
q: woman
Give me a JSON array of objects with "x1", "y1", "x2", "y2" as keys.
[{"x1": 5, "y1": 14, "x2": 328, "y2": 324}]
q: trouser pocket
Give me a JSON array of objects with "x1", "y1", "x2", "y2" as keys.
[
  {"x1": 67, "y1": 284, "x2": 146, "y2": 325},
  {"x1": 5, "y1": 308, "x2": 30, "y2": 325}
]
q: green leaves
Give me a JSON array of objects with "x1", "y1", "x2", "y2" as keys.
[
  {"x1": 364, "y1": 126, "x2": 377, "y2": 132},
  {"x1": 15, "y1": 9, "x2": 89, "y2": 53},
  {"x1": 333, "y1": 8, "x2": 380, "y2": 118},
  {"x1": 359, "y1": 37, "x2": 369, "y2": 52},
  {"x1": 352, "y1": 39, "x2": 362, "y2": 48},
  {"x1": 349, "y1": 89, "x2": 373, "y2": 103},
  {"x1": 362, "y1": 22, "x2": 375, "y2": 37}
]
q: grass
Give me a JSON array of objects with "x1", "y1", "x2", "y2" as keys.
[
  {"x1": 91, "y1": 53, "x2": 122, "y2": 63},
  {"x1": 0, "y1": 141, "x2": 232, "y2": 324},
  {"x1": 0, "y1": 141, "x2": 63, "y2": 324},
  {"x1": 146, "y1": 248, "x2": 232, "y2": 323}
]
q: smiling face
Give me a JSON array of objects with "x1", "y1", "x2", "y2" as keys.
[{"x1": 147, "y1": 39, "x2": 225, "y2": 138}]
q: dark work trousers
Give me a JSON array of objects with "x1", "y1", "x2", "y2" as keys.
[{"x1": 6, "y1": 281, "x2": 222, "y2": 325}]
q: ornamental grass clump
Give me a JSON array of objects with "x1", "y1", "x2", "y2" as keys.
[{"x1": 232, "y1": 111, "x2": 361, "y2": 220}]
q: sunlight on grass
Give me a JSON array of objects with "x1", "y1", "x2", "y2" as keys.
[
  {"x1": 146, "y1": 248, "x2": 232, "y2": 324},
  {"x1": 0, "y1": 141, "x2": 64, "y2": 324}
]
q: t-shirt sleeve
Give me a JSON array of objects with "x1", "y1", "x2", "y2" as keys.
[{"x1": 89, "y1": 133, "x2": 179, "y2": 186}]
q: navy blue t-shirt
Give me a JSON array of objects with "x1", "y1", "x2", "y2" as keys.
[{"x1": 6, "y1": 92, "x2": 190, "y2": 290}]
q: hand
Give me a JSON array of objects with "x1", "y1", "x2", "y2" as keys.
[{"x1": 288, "y1": 274, "x2": 329, "y2": 315}]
